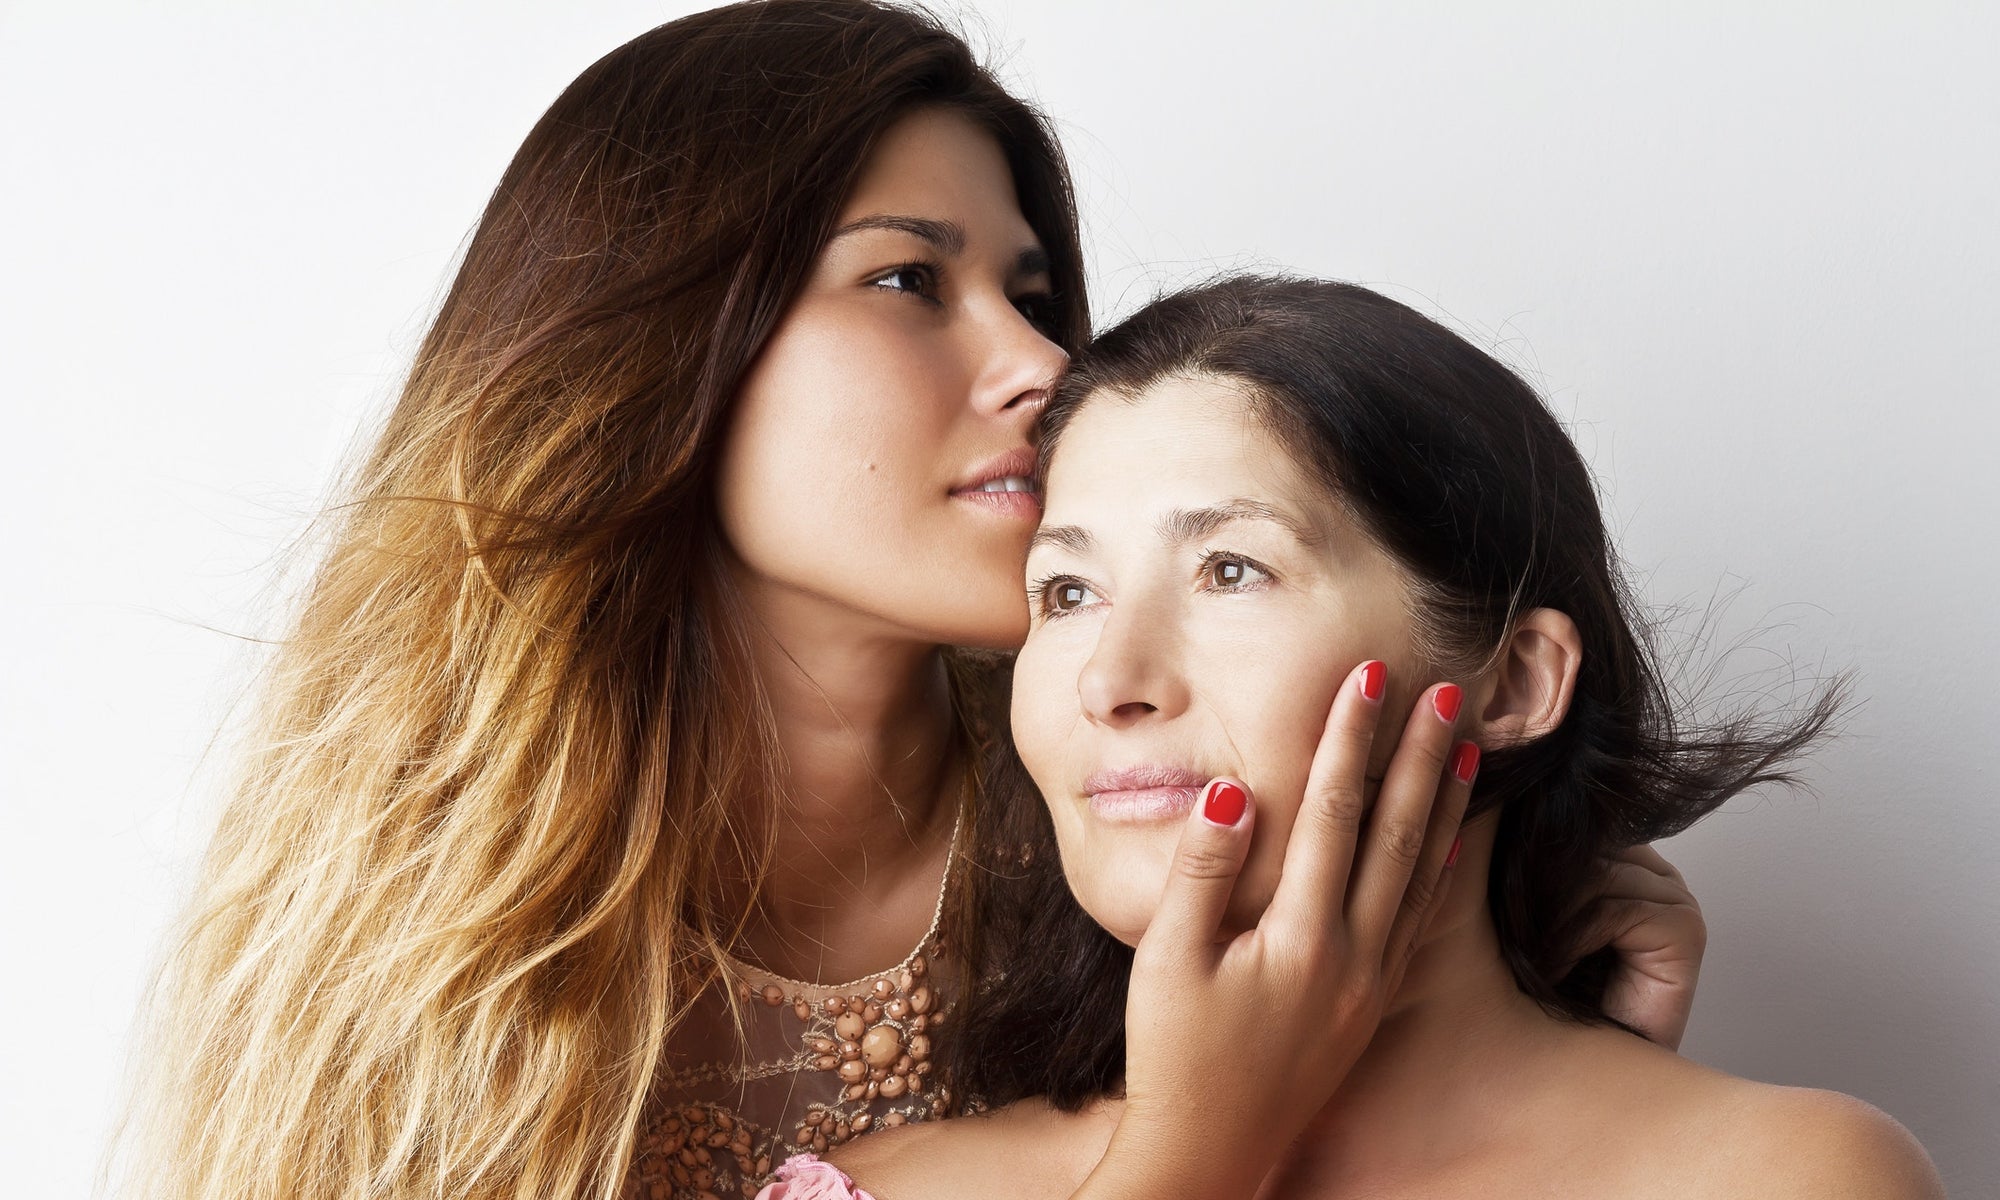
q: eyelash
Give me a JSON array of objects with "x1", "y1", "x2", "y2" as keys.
[
  {"x1": 1028, "y1": 551, "x2": 1276, "y2": 621},
  {"x1": 871, "y1": 260, "x2": 1060, "y2": 332}
]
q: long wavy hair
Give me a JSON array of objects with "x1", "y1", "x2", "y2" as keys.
[
  {"x1": 949, "y1": 274, "x2": 1843, "y2": 1109},
  {"x1": 115, "y1": 4, "x2": 1087, "y2": 1198}
]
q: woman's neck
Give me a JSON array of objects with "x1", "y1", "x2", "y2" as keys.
[
  {"x1": 1280, "y1": 814, "x2": 1585, "y2": 1182},
  {"x1": 731, "y1": 570, "x2": 964, "y2": 979}
]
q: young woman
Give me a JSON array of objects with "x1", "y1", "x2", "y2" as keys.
[
  {"x1": 121, "y1": 6, "x2": 1708, "y2": 1199},
  {"x1": 807, "y1": 275, "x2": 1944, "y2": 1199}
]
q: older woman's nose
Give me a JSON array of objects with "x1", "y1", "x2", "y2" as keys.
[{"x1": 1076, "y1": 606, "x2": 1190, "y2": 728}]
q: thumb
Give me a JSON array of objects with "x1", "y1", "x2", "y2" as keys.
[{"x1": 1142, "y1": 778, "x2": 1256, "y2": 966}]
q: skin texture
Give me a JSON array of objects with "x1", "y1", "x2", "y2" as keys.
[
  {"x1": 714, "y1": 106, "x2": 1064, "y2": 980},
  {"x1": 830, "y1": 376, "x2": 1943, "y2": 1199}
]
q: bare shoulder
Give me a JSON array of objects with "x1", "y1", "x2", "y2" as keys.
[
  {"x1": 1538, "y1": 1026, "x2": 1941, "y2": 1199},
  {"x1": 1672, "y1": 1078, "x2": 1944, "y2": 1199},
  {"x1": 826, "y1": 1099, "x2": 1110, "y2": 1200}
]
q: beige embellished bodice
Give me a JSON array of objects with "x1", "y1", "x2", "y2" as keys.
[{"x1": 626, "y1": 853, "x2": 961, "y2": 1199}]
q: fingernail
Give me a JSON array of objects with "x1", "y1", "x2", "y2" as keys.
[
  {"x1": 1451, "y1": 741, "x2": 1481, "y2": 784},
  {"x1": 1433, "y1": 683, "x2": 1463, "y2": 723},
  {"x1": 1445, "y1": 835, "x2": 1463, "y2": 869},
  {"x1": 1202, "y1": 780, "x2": 1248, "y2": 827},
  {"x1": 1358, "y1": 660, "x2": 1386, "y2": 702}
]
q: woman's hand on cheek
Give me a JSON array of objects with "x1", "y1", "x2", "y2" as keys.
[{"x1": 1076, "y1": 663, "x2": 1479, "y2": 1200}]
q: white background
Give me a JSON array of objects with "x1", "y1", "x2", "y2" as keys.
[{"x1": 2, "y1": 2, "x2": 1994, "y2": 1195}]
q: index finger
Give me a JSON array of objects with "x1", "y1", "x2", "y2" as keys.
[{"x1": 1263, "y1": 658, "x2": 1386, "y2": 930}]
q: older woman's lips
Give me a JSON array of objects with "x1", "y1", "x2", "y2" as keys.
[{"x1": 1083, "y1": 765, "x2": 1213, "y2": 824}]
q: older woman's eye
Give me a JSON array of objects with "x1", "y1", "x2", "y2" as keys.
[
  {"x1": 1033, "y1": 575, "x2": 1102, "y2": 617},
  {"x1": 1203, "y1": 555, "x2": 1271, "y2": 590}
]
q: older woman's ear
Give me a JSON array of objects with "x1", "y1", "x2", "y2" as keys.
[{"x1": 1475, "y1": 608, "x2": 1583, "y2": 747}]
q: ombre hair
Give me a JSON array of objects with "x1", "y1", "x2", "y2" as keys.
[{"x1": 117, "y1": 4, "x2": 1086, "y2": 1198}]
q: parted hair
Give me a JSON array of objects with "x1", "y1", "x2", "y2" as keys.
[
  {"x1": 947, "y1": 274, "x2": 1842, "y2": 1108},
  {"x1": 116, "y1": 4, "x2": 1087, "y2": 1198}
]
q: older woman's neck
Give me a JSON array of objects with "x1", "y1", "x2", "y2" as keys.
[{"x1": 1290, "y1": 816, "x2": 1572, "y2": 1172}]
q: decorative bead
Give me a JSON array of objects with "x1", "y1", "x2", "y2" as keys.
[
  {"x1": 845, "y1": 1083, "x2": 869, "y2": 1101},
  {"x1": 735, "y1": 981, "x2": 754, "y2": 1003},
  {"x1": 756, "y1": 1155, "x2": 771, "y2": 1176},
  {"x1": 908, "y1": 1034, "x2": 931, "y2": 1061},
  {"x1": 804, "y1": 1111, "x2": 825, "y2": 1127},
  {"x1": 909, "y1": 954, "x2": 928, "y2": 978},
  {"x1": 873, "y1": 978, "x2": 895, "y2": 999},
  {"x1": 864, "y1": 1080, "x2": 879, "y2": 1099},
  {"x1": 793, "y1": 999, "x2": 812, "y2": 1022},
  {"x1": 681, "y1": 1107, "x2": 705, "y2": 1125},
  {"x1": 884, "y1": 1111, "x2": 906, "y2": 1126},
  {"x1": 860, "y1": 1024, "x2": 901, "y2": 1068},
  {"x1": 837, "y1": 1059, "x2": 867, "y2": 1083},
  {"x1": 704, "y1": 1130, "x2": 729, "y2": 1148},
  {"x1": 813, "y1": 1055, "x2": 837, "y2": 1071},
  {"x1": 852, "y1": 1113, "x2": 873, "y2": 1134},
  {"x1": 808, "y1": 1037, "x2": 835, "y2": 1054},
  {"x1": 835, "y1": 1012, "x2": 865, "y2": 1042},
  {"x1": 862, "y1": 1001, "x2": 882, "y2": 1023},
  {"x1": 879, "y1": 1074, "x2": 908, "y2": 1099},
  {"x1": 839, "y1": 1042, "x2": 861, "y2": 1061},
  {"x1": 794, "y1": 1128, "x2": 814, "y2": 1147},
  {"x1": 812, "y1": 1134, "x2": 827, "y2": 1154},
  {"x1": 910, "y1": 1015, "x2": 927, "y2": 1033},
  {"x1": 822, "y1": 997, "x2": 845, "y2": 1015},
  {"x1": 884, "y1": 998, "x2": 910, "y2": 1020},
  {"x1": 868, "y1": 1066, "x2": 888, "y2": 1082},
  {"x1": 760, "y1": 984, "x2": 785, "y2": 1007},
  {"x1": 908, "y1": 984, "x2": 933, "y2": 1015},
  {"x1": 896, "y1": 968, "x2": 913, "y2": 992}
]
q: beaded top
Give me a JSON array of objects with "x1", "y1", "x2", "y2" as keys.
[{"x1": 625, "y1": 827, "x2": 962, "y2": 1200}]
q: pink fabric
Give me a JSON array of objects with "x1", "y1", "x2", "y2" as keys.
[{"x1": 753, "y1": 1153, "x2": 878, "y2": 1200}]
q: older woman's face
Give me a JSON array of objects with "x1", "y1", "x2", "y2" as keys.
[{"x1": 1010, "y1": 375, "x2": 1430, "y2": 943}]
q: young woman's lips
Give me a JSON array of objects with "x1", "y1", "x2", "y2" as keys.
[
  {"x1": 1083, "y1": 765, "x2": 1214, "y2": 824},
  {"x1": 949, "y1": 447, "x2": 1040, "y2": 519}
]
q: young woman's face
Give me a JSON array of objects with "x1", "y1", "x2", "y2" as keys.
[
  {"x1": 1011, "y1": 375, "x2": 1432, "y2": 944},
  {"x1": 716, "y1": 106, "x2": 1068, "y2": 649}
]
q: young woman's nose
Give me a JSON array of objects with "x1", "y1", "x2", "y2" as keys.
[
  {"x1": 970, "y1": 300, "x2": 1068, "y2": 417},
  {"x1": 1076, "y1": 605, "x2": 1190, "y2": 728}
]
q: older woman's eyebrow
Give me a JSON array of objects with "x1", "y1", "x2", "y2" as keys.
[
  {"x1": 1158, "y1": 500, "x2": 1322, "y2": 548},
  {"x1": 1029, "y1": 524, "x2": 1094, "y2": 553}
]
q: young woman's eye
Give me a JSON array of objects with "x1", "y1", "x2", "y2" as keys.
[
  {"x1": 1012, "y1": 291, "x2": 1061, "y2": 335},
  {"x1": 872, "y1": 263, "x2": 941, "y2": 302},
  {"x1": 1032, "y1": 574, "x2": 1102, "y2": 617},
  {"x1": 1202, "y1": 554, "x2": 1272, "y2": 591}
]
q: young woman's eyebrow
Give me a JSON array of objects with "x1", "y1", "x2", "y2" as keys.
[
  {"x1": 1158, "y1": 500, "x2": 1322, "y2": 548},
  {"x1": 832, "y1": 214, "x2": 1048, "y2": 282},
  {"x1": 831, "y1": 214, "x2": 966, "y2": 254}
]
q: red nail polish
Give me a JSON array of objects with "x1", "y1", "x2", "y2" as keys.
[
  {"x1": 1433, "y1": 683, "x2": 1463, "y2": 723},
  {"x1": 1445, "y1": 835, "x2": 1463, "y2": 868},
  {"x1": 1451, "y1": 741, "x2": 1481, "y2": 784},
  {"x1": 1202, "y1": 780, "x2": 1247, "y2": 826},
  {"x1": 1359, "y1": 660, "x2": 1386, "y2": 702}
]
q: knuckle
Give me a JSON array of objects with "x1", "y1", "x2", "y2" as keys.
[
  {"x1": 1305, "y1": 788, "x2": 1365, "y2": 842},
  {"x1": 1374, "y1": 817, "x2": 1427, "y2": 867},
  {"x1": 1176, "y1": 839, "x2": 1241, "y2": 882}
]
